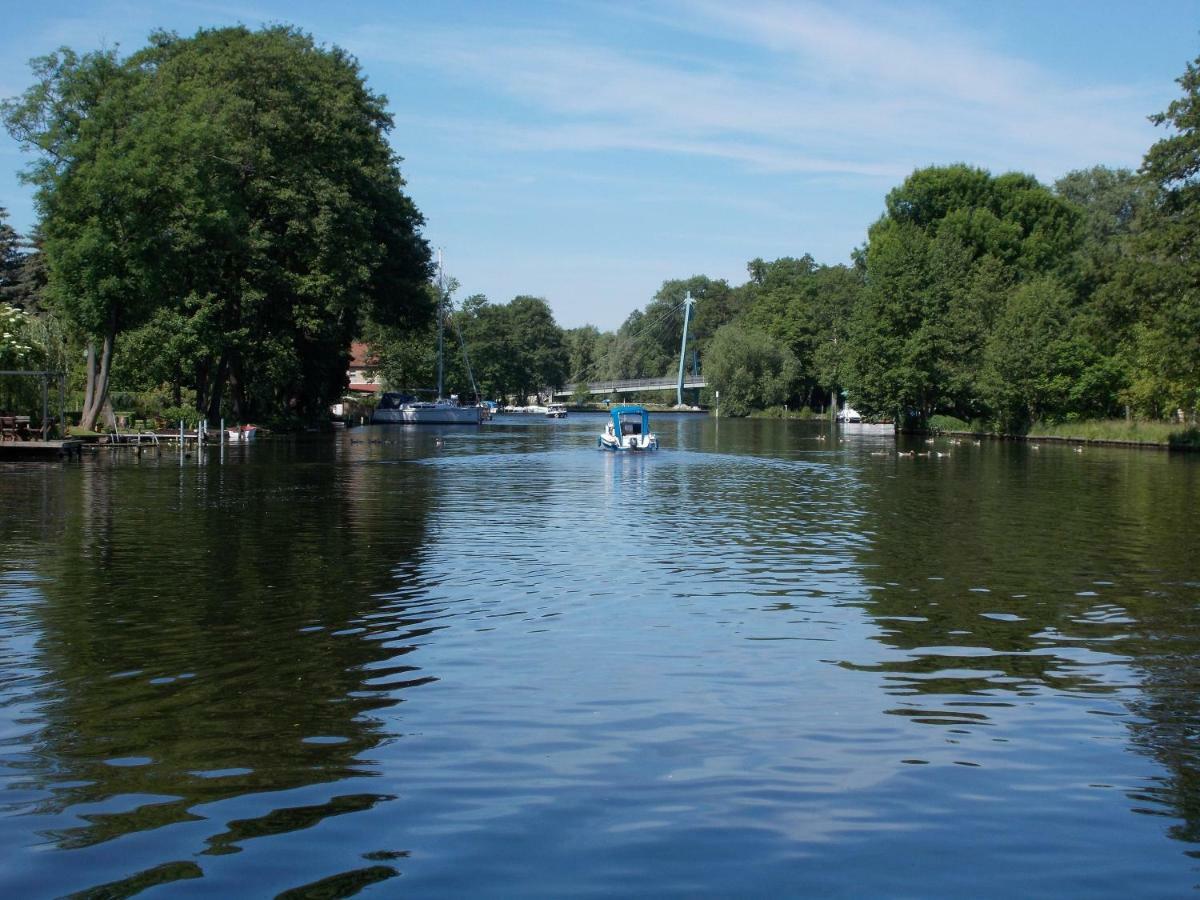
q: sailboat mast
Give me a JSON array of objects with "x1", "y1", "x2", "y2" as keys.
[{"x1": 436, "y1": 249, "x2": 444, "y2": 401}]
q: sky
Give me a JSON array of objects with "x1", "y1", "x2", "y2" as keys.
[{"x1": 1, "y1": 1, "x2": 1197, "y2": 330}]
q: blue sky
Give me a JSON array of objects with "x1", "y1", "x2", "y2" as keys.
[{"x1": 1, "y1": 1, "x2": 1197, "y2": 329}]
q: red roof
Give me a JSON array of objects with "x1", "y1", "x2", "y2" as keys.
[
  {"x1": 349, "y1": 341, "x2": 378, "y2": 369},
  {"x1": 348, "y1": 383, "x2": 382, "y2": 393}
]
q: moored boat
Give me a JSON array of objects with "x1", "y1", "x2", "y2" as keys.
[
  {"x1": 227, "y1": 424, "x2": 258, "y2": 442},
  {"x1": 598, "y1": 405, "x2": 658, "y2": 451},
  {"x1": 372, "y1": 393, "x2": 483, "y2": 425},
  {"x1": 546, "y1": 403, "x2": 568, "y2": 418}
]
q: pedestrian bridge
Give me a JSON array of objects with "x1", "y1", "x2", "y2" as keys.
[{"x1": 550, "y1": 375, "x2": 707, "y2": 398}]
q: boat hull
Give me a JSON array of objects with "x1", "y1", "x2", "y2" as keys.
[
  {"x1": 371, "y1": 406, "x2": 482, "y2": 425},
  {"x1": 598, "y1": 434, "x2": 658, "y2": 451},
  {"x1": 227, "y1": 426, "x2": 258, "y2": 442}
]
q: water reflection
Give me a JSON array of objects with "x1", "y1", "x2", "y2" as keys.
[
  {"x1": 0, "y1": 440, "x2": 441, "y2": 894},
  {"x1": 0, "y1": 421, "x2": 1197, "y2": 896}
]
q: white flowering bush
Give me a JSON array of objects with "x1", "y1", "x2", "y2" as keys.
[{"x1": 0, "y1": 304, "x2": 43, "y2": 369}]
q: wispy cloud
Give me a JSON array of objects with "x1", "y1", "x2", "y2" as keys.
[{"x1": 348, "y1": 0, "x2": 1157, "y2": 182}]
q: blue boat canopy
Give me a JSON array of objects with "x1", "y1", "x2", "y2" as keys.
[{"x1": 610, "y1": 405, "x2": 650, "y2": 436}]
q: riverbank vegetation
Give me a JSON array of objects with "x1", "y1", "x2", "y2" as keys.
[
  {"x1": 560, "y1": 52, "x2": 1200, "y2": 434},
  {"x1": 928, "y1": 414, "x2": 1197, "y2": 447},
  {"x1": 3, "y1": 26, "x2": 431, "y2": 430},
  {"x1": 1, "y1": 30, "x2": 1197, "y2": 434}
]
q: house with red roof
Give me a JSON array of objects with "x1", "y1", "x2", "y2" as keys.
[{"x1": 346, "y1": 341, "x2": 382, "y2": 395}]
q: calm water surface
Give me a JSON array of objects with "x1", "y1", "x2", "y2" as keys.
[{"x1": 1, "y1": 414, "x2": 1198, "y2": 897}]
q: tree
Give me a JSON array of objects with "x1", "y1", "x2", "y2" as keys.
[
  {"x1": 3, "y1": 27, "x2": 432, "y2": 429},
  {"x1": 739, "y1": 255, "x2": 863, "y2": 410},
  {"x1": 703, "y1": 323, "x2": 798, "y2": 416},
  {"x1": 565, "y1": 324, "x2": 601, "y2": 386},
  {"x1": 0, "y1": 208, "x2": 20, "y2": 300},
  {"x1": 1123, "y1": 52, "x2": 1200, "y2": 419},
  {"x1": 506, "y1": 296, "x2": 567, "y2": 400},
  {"x1": 979, "y1": 278, "x2": 1118, "y2": 432},
  {"x1": 848, "y1": 164, "x2": 1083, "y2": 426}
]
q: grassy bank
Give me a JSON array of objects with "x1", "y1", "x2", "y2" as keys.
[
  {"x1": 1026, "y1": 419, "x2": 1195, "y2": 445},
  {"x1": 925, "y1": 415, "x2": 1200, "y2": 449},
  {"x1": 748, "y1": 406, "x2": 819, "y2": 420}
]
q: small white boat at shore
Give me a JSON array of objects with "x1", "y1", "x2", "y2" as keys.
[
  {"x1": 546, "y1": 403, "x2": 568, "y2": 419},
  {"x1": 598, "y1": 405, "x2": 658, "y2": 451},
  {"x1": 227, "y1": 424, "x2": 258, "y2": 442}
]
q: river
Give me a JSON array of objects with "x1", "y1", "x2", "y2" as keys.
[{"x1": 1, "y1": 413, "x2": 1198, "y2": 897}]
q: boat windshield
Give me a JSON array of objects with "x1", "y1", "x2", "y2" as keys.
[{"x1": 617, "y1": 414, "x2": 643, "y2": 435}]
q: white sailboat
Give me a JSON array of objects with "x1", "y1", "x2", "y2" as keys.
[{"x1": 372, "y1": 252, "x2": 483, "y2": 426}]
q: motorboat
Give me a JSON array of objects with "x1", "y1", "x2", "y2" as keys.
[
  {"x1": 227, "y1": 424, "x2": 258, "y2": 442},
  {"x1": 546, "y1": 403, "x2": 568, "y2": 419},
  {"x1": 372, "y1": 393, "x2": 483, "y2": 425},
  {"x1": 836, "y1": 406, "x2": 863, "y2": 423},
  {"x1": 598, "y1": 405, "x2": 658, "y2": 451}
]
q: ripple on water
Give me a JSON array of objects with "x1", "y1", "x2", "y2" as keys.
[{"x1": 0, "y1": 423, "x2": 1197, "y2": 896}]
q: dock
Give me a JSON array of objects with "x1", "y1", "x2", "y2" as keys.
[{"x1": 0, "y1": 439, "x2": 83, "y2": 460}]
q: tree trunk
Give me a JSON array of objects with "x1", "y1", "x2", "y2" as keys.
[
  {"x1": 206, "y1": 352, "x2": 229, "y2": 421},
  {"x1": 229, "y1": 353, "x2": 247, "y2": 421},
  {"x1": 78, "y1": 316, "x2": 116, "y2": 432},
  {"x1": 81, "y1": 343, "x2": 97, "y2": 427}
]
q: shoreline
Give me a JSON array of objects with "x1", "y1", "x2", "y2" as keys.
[{"x1": 931, "y1": 429, "x2": 1197, "y2": 452}]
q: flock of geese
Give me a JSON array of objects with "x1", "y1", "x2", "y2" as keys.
[
  {"x1": 350, "y1": 437, "x2": 444, "y2": 447},
  {"x1": 869, "y1": 437, "x2": 1085, "y2": 458}
]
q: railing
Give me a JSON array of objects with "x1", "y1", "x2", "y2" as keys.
[{"x1": 550, "y1": 376, "x2": 707, "y2": 398}]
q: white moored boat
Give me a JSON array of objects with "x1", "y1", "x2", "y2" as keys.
[
  {"x1": 546, "y1": 403, "x2": 567, "y2": 419},
  {"x1": 372, "y1": 394, "x2": 483, "y2": 425},
  {"x1": 227, "y1": 424, "x2": 258, "y2": 442},
  {"x1": 598, "y1": 405, "x2": 658, "y2": 451}
]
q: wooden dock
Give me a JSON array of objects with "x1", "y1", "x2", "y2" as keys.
[{"x1": 0, "y1": 440, "x2": 83, "y2": 460}]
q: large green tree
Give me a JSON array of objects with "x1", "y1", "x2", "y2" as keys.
[
  {"x1": 979, "y1": 278, "x2": 1119, "y2": 432},
  {"x1": 739, "y1": 255, "x2": 863, "y2": 409},
  {"x1": 3, "y1": 27, "x2": 431, "y2": 429},
  {"x1": 703, "y1": 323, "x2": 798, "y2": 417},
  {"x1": 848, "y1": 165, "x2": 1082, "y2": 426},
  {"x1": 1122, "y1": 52, "x2": 1200, "y2": 418}
]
